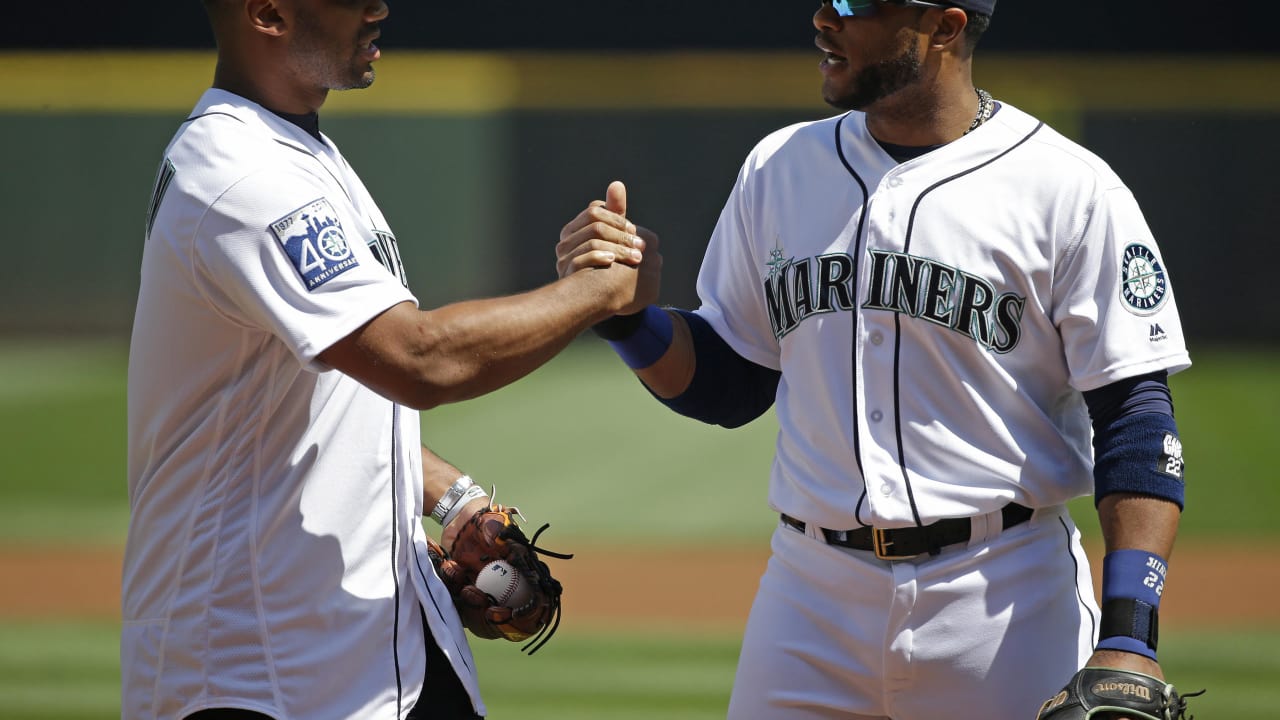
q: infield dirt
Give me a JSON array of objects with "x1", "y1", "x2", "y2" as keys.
[{"x1": 0, "y1": 541, "x2": 1274, "y2": 629}]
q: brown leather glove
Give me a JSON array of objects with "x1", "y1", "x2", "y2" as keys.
[{"x1": 428, "y1": 503, "x2": 571, "y2": 654}]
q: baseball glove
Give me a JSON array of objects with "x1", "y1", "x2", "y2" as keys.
[
  {"x1": 427, "y1": 501, "x2": 571, "y2": 654},
  {"x1": 1037, "y1": 667, "x2": 1204, "y2": 720}
]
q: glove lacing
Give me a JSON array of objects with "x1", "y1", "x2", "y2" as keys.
[
  {"x1": 506, "y1": 522, "x2": 573, "y2": 655},
  {"x1": 1172, "y1": 688, "x2": 1206, "y2": 720}
]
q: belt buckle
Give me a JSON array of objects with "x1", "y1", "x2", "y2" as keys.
[{"x1": 873, "y1": 528, "x2": 918, "y2": 560}]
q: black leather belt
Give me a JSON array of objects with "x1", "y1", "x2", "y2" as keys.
[{"x1": 780, "y1": 503, "x2": 1034, "y2": 560}]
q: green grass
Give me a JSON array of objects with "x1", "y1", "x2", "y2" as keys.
[
  {"x1": 0, "y1": 621, "x2": 121, "y2": 720},
  {"x1": 420, "y1": 342, "x2": 782, "y2": 545},
  {"x1": 0, "y1": 340, "x2": 130, "y2": 543},
  {"x1": 2, "y1": 620, "x2": 1274, "y2": 719},
  {"x1": 0, "y1": 340, "x2": 1277, "y2": 545}
]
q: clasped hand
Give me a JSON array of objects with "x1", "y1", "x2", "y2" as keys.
[{"x1": 557, "y1": 180, "x2": 662, "y2": 318}]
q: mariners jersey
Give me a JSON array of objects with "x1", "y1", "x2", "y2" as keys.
[
  {"x1": 696, "y1": 102, "x2": 1190, "y2": 531},
  {"x1": 124, "y1": 89, "x2": 483, "y2": 719}
]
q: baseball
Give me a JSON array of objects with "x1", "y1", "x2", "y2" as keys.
[{"x1": 475, "y1": 559, "x2": 533, "y2": 608}]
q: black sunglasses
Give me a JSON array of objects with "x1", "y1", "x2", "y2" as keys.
[{"x1": 826, "y1": 0, "x2": 951, "y2": 17}]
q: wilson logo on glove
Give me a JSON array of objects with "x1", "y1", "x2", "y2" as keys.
[
  {"x1": 1037, "y1": 667, "x2": 1204, "y2": 720},
  {"x1": 1091, "y1": 679, "x2": 1153, "y2": 702}
]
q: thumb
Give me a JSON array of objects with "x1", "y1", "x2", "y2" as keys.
[{"x1": 605, "y1": 180, "x2": 627, "y2": 218}]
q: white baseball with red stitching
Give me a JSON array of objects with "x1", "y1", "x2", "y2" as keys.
[{"x1": 476, "y1": 559, "x2": 532, "y2": 608}]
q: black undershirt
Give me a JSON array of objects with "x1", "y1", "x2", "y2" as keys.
[
  {"x1": 269, "y1": 108, "x2": 323, "y2": 142},
  {"x1": 876, "y1": 139, "x2": 945, "y2": 163}
]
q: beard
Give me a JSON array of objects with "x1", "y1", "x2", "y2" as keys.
[{"x1": 824, "y1": 40, "x2": 922, "y2": 111}]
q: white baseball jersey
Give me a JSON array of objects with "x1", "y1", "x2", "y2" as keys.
[
  {"x1": 695, "y1": 102, "x2": 1191, "y2": 531},
  {"x1": 125, "y1": 89, "x2": 484, "y2": 720}
]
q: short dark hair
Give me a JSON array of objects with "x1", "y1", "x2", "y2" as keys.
[
  {"x1": 912, "y1": 6, "x2": 991, "y2": 56},
  {"x1": 963, "y1": 12, "x2": 991, "y2": 53}
]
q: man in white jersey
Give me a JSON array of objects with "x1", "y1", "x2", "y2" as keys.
[
  {"x1": 558, "y1": 1, "x2": 1192, "y2": 717},
  {"x1": 125, "y1": 1, "x2": 651, "y2": 719}
]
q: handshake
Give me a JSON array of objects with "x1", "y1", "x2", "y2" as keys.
[{"x1": 556, "y1": 181, "x2": 662, "y2": 321}]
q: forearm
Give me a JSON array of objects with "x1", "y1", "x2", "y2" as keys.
[
  {"x1": 1081, "y1": 372, "x2": 1188, "y2": 676},
  {"x1": 1097, "y1": 493, "x2": 1180, "y2": 557},
  {"x1": 422, "y1": 446, "x2": 467, "y2": 511},
  {"x1": 601, "y1": 307, "x2": 778, "y2": 427},
  {"x1": 324, "y1": 267, "x2": 630, "y2": 410},
  {"x1": 422, "y1": 446, "x2": 490, "y2": 549},
  {"x1": 633, "y1": 309, "x2": 696, "y2": 398},
  {"x1": 414, "y1": 276, "x2": 612, "y2": 404},
  {"x1": 1088, "y1": 493, "x2": 1181, "y2": 677}
]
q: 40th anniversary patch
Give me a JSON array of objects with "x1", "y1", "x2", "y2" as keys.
[
  {"x1": 1120, "y1": 243, "x2": 1169, "y2": 315},
  {"x1": 270, "y1": 197, "x2": 359, "y2": 290}
]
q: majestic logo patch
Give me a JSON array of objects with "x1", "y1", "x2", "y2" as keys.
[
  {"x1": 270, "y1": 198, "x2": 359, "y2": 290},
  {"x1": 1120, "y1": 243, "x2": 1169, "y2": 315}
]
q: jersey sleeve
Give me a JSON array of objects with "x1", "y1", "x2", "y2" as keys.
[
  {"x1": 191, "y1": 167, "x2": 416, "y2": 370},
  {"x1": 1053, "y1": 185, "x2": 1191, "y2": 392},
  {"x1": 694, "y1": 153, "x2": 783, "y2": 371}
]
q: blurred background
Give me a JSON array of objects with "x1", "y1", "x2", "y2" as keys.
[{"x1": 2, "y1": 2, "x2": 1278, "y2": 718}]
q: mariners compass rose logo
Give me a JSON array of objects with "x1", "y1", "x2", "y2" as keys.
[
  {"x1": 1120, "y1": 243, "x2": 1169, "y2": 315},
  {"x1": 766, "y1": 238, "x2": 793, "y2": 281}
]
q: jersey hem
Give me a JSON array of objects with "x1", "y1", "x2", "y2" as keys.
[{"x1": 1072, "y1": 354, "x2": 1192, "y2": 393}]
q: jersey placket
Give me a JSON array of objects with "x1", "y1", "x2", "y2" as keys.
[{"x1": 854, "y1": 168, "x2": 919, "y2": 528}]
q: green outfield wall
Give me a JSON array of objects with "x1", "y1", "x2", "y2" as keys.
[{"x1": 2, "y1": 52, "x2": 1277, "y2": 342}]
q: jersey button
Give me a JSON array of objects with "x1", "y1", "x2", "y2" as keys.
[
  {"x1": 880, "y1": 483, "x2": 893, "y2": 497},
  {"x1": 887, "y1": 177, "x2": 903, "y2": 188},
  {"x1": 870, "y1": 331, "x2": 884, "y2": 346},
  {"x1": 870, "y1": 410, "x2": 884, "y2": 422}
]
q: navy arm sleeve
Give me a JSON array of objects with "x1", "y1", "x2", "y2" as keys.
[
  {"x1": 650, "y1": 310, "x2": 781, "y2": 429},
  {"x1": 1083, "y1": 370, "x2": 1186, "y2": 508}
]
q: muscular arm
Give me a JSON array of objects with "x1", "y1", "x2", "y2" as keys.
[
  {"x1": 320, "y1": 181, "x2": 650, "y2": 410},
  {"x1": 320, "y1": 260, "x2": 643, "y2": 411}
]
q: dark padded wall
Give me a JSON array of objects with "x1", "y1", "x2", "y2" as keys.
[
  {"x1": 1, "y1": 2, "x2": 1271, "y2": 53},
  {"x1": 1083, "y1": 111, "x2": 1280, "y2": 343}
]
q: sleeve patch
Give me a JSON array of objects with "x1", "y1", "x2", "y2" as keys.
[
  {"x1": 1119, "y1": 243, "x2": 1169, "y2": 316},
  {"x1": 269, "y1": 198, "x2": 360, "y2": 290},
  {"x1": 1157, "y1": 432, "x2": 1184, "y2": 480}
]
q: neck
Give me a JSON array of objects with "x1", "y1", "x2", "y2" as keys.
[
  {"x1": 865, "y1": 79, "x2": 982, "y2": 147},
  {"x1": 212, "y1": 55, "x2": 328, "y2": 115}
]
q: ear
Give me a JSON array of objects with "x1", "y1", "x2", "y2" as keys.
[
  {"x1": 245, "y1": 0, "x2": 287, "y2": 38},
  {"x1": 927, "y1": 7, "x2": 969, "y2": 51}
]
